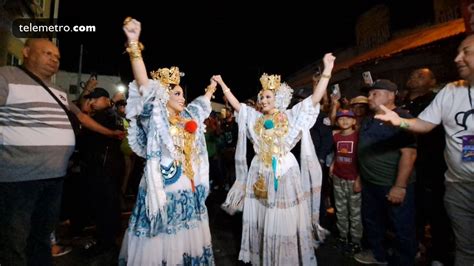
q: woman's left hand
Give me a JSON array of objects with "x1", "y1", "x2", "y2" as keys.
[{"x1": 322, "y1": 53, "x2": 336, "y2": 71}]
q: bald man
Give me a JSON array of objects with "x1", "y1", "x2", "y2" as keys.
[{"x1": 0, "y1": 39, "x2": 122, "y2": 265}]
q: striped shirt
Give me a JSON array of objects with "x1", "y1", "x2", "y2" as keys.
[{"x1": 0, "y1": 66, "x2": 76, "y2": 182}]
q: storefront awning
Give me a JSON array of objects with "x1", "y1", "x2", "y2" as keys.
[{"x1": 334, "y1": 18, "x2": 466, "y2": 72}]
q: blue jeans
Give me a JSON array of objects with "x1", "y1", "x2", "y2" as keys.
[
  {"x1": 361, "y1": 182, "x2": 417, "y2": 265},
  {"x1": 0, "y1": 178, "x2": 64, "y2": 266}
]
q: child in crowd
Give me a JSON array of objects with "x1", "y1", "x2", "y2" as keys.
[{"x1": 330, "y1": 109, "x2": 362, "y2": 253}]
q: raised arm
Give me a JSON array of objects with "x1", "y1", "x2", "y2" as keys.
[
  {"x1": 123, "y1": 17, "x2": 149, "y2": 93},
  {"x1": 76, "y1": 111, "x2": 124, "y2": 139},
  {"x1": 311, "y1": 53, "x2": 336, "y2": 106},
  {"x1": 77, "y1": 77, "x2": 97, "y2": 107},
  {"x1": 203, "y1": 77, "x2": 218, "y2": 101},
  {"x1": 329, "y1": 94, "x2": 340, "y2": 126},
  {"x1": 213, "y1": 75, "x2": 241, "y2": 112},
  {"x1": 374, "y1": 105, "x2": 437, "y2": 134}
]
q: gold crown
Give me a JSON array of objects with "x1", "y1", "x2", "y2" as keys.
[
  {"x1": 260, "y1": 73, "x2": 281, "y2": 91},
  {"x1": 151, "y1": 66, "x2": 181, "y2": 86}
]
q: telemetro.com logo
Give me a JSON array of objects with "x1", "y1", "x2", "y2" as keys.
[{"x1": 12, "y1": 19, "x2": 96, "y2": 38}]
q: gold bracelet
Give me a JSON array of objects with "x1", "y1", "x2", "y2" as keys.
[
  {"x1": 223, "y1": 88, "x2": 231, "y2": 93},
  {"x1": 321, "y1": 73, "x2": 331, "y2": 79},
  {"x1": 125, "y1": 41, "x2": 144, "y2": 61},
  {"x1": 205, "y1": 85, "x2": 216, "y2": 99}
]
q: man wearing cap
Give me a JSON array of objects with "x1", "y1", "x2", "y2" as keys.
[
  {"x1": 81, "y1": 87, "x2": 113, "y2": 115},
  {"x1": 68, "y1": 87, "x2": 117, "y2": 235},
  {"x1": 78, "y1": 87, "x2": 125, "y2": 256},
  {"x1": 376, "y1": 35, "x2": 474, "y2": 266},
  {"x1": 354, "y1": 79, "x2": 417, "y2": 265},
  {"x1": 349, "y1": 95, "x2": 369, "y2": 130}
]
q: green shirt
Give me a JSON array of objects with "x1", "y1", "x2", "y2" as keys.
[{"x1": 358, "y1": 113, "x2": 416, "y2": 186}]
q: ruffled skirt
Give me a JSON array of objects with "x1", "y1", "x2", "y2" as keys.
[
  {"x1": 119, "y1": 185, "x2": 214, "y2": 265},
  {"x1": 239, "y1": 156, "x2": 317, "y2": 266}
]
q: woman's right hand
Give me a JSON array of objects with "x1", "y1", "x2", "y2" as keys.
[
  {"x1": 123, "y1": 17, "x2": 141, "y2": 43},
  {"x1": 212, "y1": 75, "x2": 241, "y2": 112}
]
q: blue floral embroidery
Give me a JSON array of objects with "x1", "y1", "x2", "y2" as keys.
[
  {"x1": 182, "y1": 245, "x2": 214, "y2": 266},
  {"x1": 142, "y1": 100, "x2": 154, "y2": 117},
  {"x1": 135, "y1": 118, "x2": 149, "y2": 152},
  {"x1": 146, "y1": 150, "x2": 162, "y2": 159},
  {"x1": 129, "y1": 185, "x2": 209, "y2": 237},
  {"x1": 161, "y1": 162, "x2": 182, "y2": 185},
  {"x1": 119, "y1": 246, "x2": 214, "y2": 266},
  {"x1": 186, "y1": 97, "x2": 208, "y2": 122}
]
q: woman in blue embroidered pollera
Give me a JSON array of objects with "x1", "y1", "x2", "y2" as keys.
[
  {"x1": 216, "y1": 52, "x2": 335, "y2": 265},
  {"x1": 119, "y1": 17, "x2": 217, "y2": 265}
]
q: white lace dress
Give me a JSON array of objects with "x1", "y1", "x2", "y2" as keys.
[
  {"x1": 119, "y1": 80, "x2": 214, "y2": 265},
  {"x1": 223, "y1": 96, "x2": 325, "y2": 266}
]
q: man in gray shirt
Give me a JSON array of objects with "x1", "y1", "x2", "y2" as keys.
[{"x1": 376, "y1": 34, "x2": 474, "y2": 266}]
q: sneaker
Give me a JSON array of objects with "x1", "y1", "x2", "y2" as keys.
[
  {"x1": 335, "y1": 237, "x2": 347, "y2": 250},
  {"x1": 348, "y1": 242, "x2": 362, "y2": 254},
  {"x1": 354, "y1": 250, "x2": 388, "y2": 265}
]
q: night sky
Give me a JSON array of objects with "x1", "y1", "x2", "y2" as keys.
[{"x1": 57, "y1": 0, "x2": 433, "y2": 102}]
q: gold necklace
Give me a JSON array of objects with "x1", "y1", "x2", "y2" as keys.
[
  {"x1": 169, "y1": 115, "x2": 198, "y2": 191},
  {"x1": 254, "y1": 111, "x2": 289, "y2": 166}
]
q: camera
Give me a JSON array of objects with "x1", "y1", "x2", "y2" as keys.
[{"x1": 331, "y1": 84, "x2": 341, "y2": 98}]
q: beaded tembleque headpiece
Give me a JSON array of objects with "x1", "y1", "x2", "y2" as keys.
[
  {"x1": 151, "y1": 66, "x2": 181, "y2": 87},
  {"x1": 260, "y1": 73, "x2": 281, "y2": 91}
]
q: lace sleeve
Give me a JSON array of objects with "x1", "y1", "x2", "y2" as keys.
[{"x1": 125, "y1": 79, "x2": 169, "y2": 158}]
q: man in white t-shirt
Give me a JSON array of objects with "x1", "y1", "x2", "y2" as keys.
[{"x1": 375, "y1": 34, "x2": 474, "y2": 266}]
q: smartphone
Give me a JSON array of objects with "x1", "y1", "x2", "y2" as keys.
[
  {"x1": 331, "y1": 84, "x2": 341, "y2": 98},
  {"x1": 362, "y1": 71, "x2": 373, "y2": 85}
]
